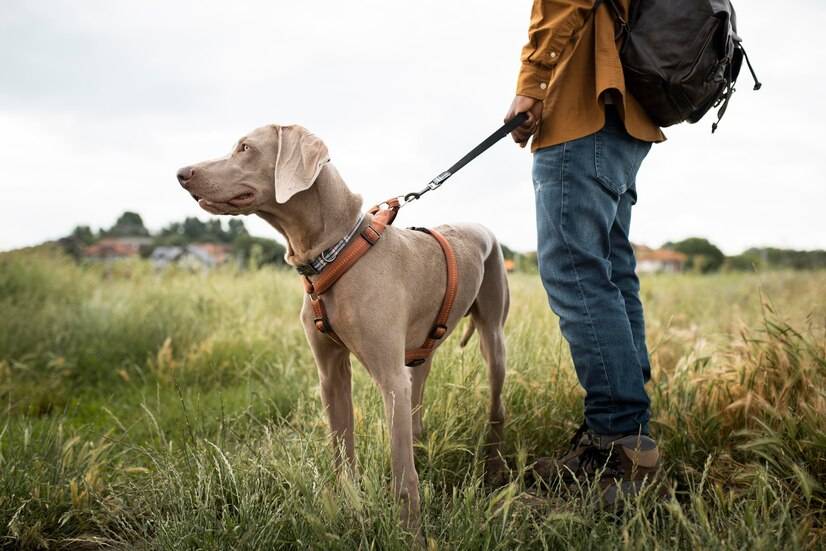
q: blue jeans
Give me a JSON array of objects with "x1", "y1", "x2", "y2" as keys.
[{"x1": 532, "y1": 107, "x2": 652, "y2": 436}]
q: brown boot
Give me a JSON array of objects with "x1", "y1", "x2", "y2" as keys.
[
  {"x1": 531, "y1": 422, "x2": 664, "y2": 507},
  {"x1": 531, "y1": 421, "x2": 593, "y2": 485}
]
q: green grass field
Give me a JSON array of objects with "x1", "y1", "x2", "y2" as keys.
[{"x1": 1, "y1": 247, "x2": 824, "y2": 550}]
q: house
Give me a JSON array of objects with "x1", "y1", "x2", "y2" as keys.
[
  {"x1": 150, "y1": 243, "x2": 232, "y2": 270},
  {"x1": 149, "y1": 246, "x2": 185, "y2": 268},
  {"x1": 633, "y1": 244, "x2": 688, "y2": 274},
  {"x1": 83, "y1": 237, "x2": 151, "y2": 260},
  {"x1": 188, "y1": 243, "x2": 231, "y2": 266}
]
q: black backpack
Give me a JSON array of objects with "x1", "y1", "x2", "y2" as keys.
[{"x1": 597, "y1": 0, "x2": 761, "y2": 132}]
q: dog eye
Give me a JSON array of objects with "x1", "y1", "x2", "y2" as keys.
[{"x1": 241, "y1": 143, "x2": 250, "y2": 152}]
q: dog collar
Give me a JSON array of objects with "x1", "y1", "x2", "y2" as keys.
[{"x1": 295, "y1": 213, "x2": 366, "y2": 276}]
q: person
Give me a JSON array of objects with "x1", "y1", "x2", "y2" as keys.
[{"x1": 504, "y1": 0, "x2": 665, "y2": 503}]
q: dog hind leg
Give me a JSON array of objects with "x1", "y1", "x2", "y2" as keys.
[{"x1": 471, "y1": 242, "x2": 510, "y2": 485}]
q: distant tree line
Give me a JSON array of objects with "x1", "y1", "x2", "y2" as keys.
[
  {"x1": 60, "y1": 211, "x2": 286, "y2": 267},
  {"x1": 726, "y1": 247, "x2": 826, "y2": 272},
  {"x1": 665, "y1": 238, "x2": 826, "y2": 273},
  {"x1": 500, "y1": 237, "x2": 826, "y2": 274},
  {"x1": 663, "y1": 238, "x2": 726, "y2": 273},
  {"x1": 59, "y1": 213, "x2": 825, "y2": 274}
]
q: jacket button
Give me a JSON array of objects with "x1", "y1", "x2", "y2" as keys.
[
  {"x1": 540, "y1": 82, "x2": 547, "y2": 90},
  {"x1": 549, "y1": 51, "x2": 557, "y2": 59}
]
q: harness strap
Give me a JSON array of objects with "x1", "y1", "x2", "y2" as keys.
[
  {"x1": 305, "y1": 198, "x2": 399, "y2": 297},
  {"x1": 308, "y1": 293, "x2": 342, "y2": 344},
  {"x1": 296, "y1": 213, "x2": 366, "y2": 276},
  {"x1": 303, "y1": 198, "x2": 400, "y2": 344},
  {"x1": 403, "y1": 227, "x2": 459, "y2": 367},
  {"x1": 302, "y1": 197, "x2": 459, "y2": 368}
]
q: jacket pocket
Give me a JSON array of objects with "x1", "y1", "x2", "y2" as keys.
[{"x1": 594, "y1": 129, "x2": 651, "y2": 196}]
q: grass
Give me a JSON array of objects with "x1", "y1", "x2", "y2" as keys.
[{"x1": 0, "y1": 246, "x2": 824, "y2": 550}]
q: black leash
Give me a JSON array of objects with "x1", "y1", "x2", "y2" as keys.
[{"x1": 400, "y1": 112, "x2": 529, "y2": 205}]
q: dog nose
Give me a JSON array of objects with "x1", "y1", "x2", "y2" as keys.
[{"x1": 177, "y1": 166, "x2": 194, "y2": 187}]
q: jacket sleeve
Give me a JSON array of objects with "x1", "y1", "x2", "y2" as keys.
[{"x1": 516, "y1": 0, "x2": 596, "y2": 100}]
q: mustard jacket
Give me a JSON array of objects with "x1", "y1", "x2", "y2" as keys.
[{"x1": 516, "y1": 0, "x2": 665, "y2": 151}]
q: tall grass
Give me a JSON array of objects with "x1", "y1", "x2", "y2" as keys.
[{"x1": 0, "y1": 247, "x2": 824, "y2": 549}]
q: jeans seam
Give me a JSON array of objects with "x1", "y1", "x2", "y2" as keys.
[
  {"x1": 594, "y1": 132, "x2": 601, "y2": 186},
  {"x1": 603, "y1": 135, "x2": 614, "y2": 281},
  {"x1": 558, "y1": 138, "x2": 616, "y2": 433}
]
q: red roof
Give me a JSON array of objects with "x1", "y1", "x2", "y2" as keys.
[
  {"x1": 635, "y1": 247, "x2": 687, "y2": 263},
  {"x1": 83, "y1": 238, "x2": 142, "y2": 258}
]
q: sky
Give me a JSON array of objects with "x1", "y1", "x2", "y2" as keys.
[{"x1": 1, "y1": 0, "x2": 824, "y2": 255}]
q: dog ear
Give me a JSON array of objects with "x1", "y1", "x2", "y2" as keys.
[{"x1": 273, "y1": 125, "x2": 330, "y2": 204}]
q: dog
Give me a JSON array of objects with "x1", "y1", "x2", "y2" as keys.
[{"x1": 176, "y1": 124, "x2": 509, "y2": 530}]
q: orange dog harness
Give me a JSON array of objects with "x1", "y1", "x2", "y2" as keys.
[{"x1": 301, "y1": 198, "x2": 458, "y2": 367}]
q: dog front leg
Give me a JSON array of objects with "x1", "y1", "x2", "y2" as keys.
[
  {"x1": 374, "y1": 367, "x2": 421, "y2": 534},
  {"x1": 410, "y1": 358, "x2": 432, "y2": 442},
  {"x1": 307, "y1": 331, "x2": 356, "y2": 474}
]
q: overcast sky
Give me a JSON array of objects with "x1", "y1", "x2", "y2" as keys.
[{"x1": 1, "y1": 0, "x2": 824, "y2": 255}]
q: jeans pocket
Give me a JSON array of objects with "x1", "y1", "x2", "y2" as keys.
[{"x1": 594, "y1": 129, "x2": 652, "y2": 196}]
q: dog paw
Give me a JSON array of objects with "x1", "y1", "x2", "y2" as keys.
[{"x1": 484, "y1": 455, "x2": 511, "y2": 487}]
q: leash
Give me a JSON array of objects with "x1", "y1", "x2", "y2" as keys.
[
  {"x1": 298, "y1": 112, "x2": 530, "y2": 275},
  {"x1": 398, "y1": 112, "x2": 529, "y2": 206}
]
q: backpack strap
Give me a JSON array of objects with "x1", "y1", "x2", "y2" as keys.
[{"x1": 712, "y1": 42, "x2": 762, "y2": 133}]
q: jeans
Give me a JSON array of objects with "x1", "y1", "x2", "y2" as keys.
[{"x1": 532, "y1": 107, "x2": 652, "y2": 436}]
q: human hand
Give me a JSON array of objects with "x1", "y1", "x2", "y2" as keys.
[{"x1": 505, "y1": 95, "x2": 543, "y2": 148}]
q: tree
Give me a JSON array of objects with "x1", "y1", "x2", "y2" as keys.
[
  {"x1": 664, "y1": 238, "x2": 725, "y2": 273},
  {"x1": 182, "y1": 217, "x2": 208, "y2": 241},
  {"x1": 731, "y1": 247, "x2": 826, "y2": 271},
  {"x1": 233, "y1": 235, "x2": 286, "y2": 267},
  {"x1": 228, "y1": 219, "x2": 249, "y2": 241},
  {"x1": 153, "y1": 221, "x2": 186, "y2": 246},
  {"x1": 153, "y1": 217, "x2": 251, "y2": 249},
  {"x1": 725, "y1": 251, "x2": 762, "y2": 272},
  {"x1": 70, "y1": 225, "x2": 96, "y2": 245},
  {"x1": 205, "y1": 219, "x2": 226, "y2": 242},
  {"x1": 104, "y1": 211, "x2": 149, "y2": 237}
]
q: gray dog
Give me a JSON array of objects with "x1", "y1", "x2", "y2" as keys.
[{"x1": 177, "y1": 124, "x2": 510, "y2": 530}]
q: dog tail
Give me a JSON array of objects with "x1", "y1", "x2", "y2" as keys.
[{"x1": 459, "y1": 317, "x2": 476, "y2": 348}]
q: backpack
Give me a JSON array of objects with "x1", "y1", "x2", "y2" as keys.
[{"x1": 597, "y1": 0, "x2": 761, "y2": 132}]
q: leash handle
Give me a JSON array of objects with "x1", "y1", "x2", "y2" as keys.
[{"x1": 403, "y1": 111, "x2": 530, "y2": 203}]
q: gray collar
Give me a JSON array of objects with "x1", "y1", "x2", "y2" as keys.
[{"x1": 295, "y1": 213, "x2": 366, "y2": 276}]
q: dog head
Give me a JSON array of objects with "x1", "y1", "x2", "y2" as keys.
[{"x1": 176, "y1": 124, "x2": 330, "y2": 216}]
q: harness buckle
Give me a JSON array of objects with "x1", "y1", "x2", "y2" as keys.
[
  {"x1": 429, "y1": 324, "x2": 448, "y2": 340},
  {"x1": 320, "y1": 248, "x2": 338, "y2": 264},
  {"x1": 314, "y1": 316, "x2": 333, "y2": 334}
]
